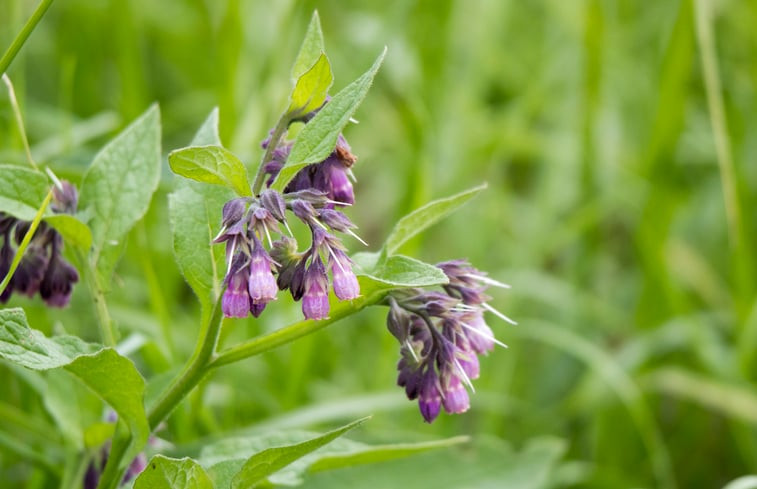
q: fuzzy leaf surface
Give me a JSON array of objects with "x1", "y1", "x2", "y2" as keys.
[
  {"x1": 230, "y1": 417, "x2": 368, "y2": 488},
  {"x1": 170, "y1": 109, "x2": 234, "y2": 324},
  {"x1": 0, "y1": 308, "x2": 149, "y2": 462},
  {"x1": 291, "y1": 11, "x2": 325, "y2": 80},
  {"x1": 168, "y1": 145, "x2": 252, "y2": 197},
  {"x1": 357, "y1": 254, "x2": 448, "y2": 295},
  {"x1": 288, "y1": 53, "x2": 333, "y2": 116},
  {"x1": 134, "y1": 456, "x2": 213, "y2": 489},
  {"x1": 271, "y1": 48, "x2": 386, "y2": 191},
  {"x1": 383, "y1": 183, "x2": 487, "y2": 256},
  {"x1": 79, "y1": 104, "x2": 161, "y2": 280}
]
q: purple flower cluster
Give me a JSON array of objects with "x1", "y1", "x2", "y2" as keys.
[
  {"x1": 387, "y1": 260, "x2": 513, "y2": 423},
  {"x1": 215, "y1": 106, "x2": 365, "y2": 321},
  {"x1": 216, "y1": 190, "x2": 362, "y2": 321},
  {"x1": 0, "y1": 181, "x2": 80, "y2": 307}
]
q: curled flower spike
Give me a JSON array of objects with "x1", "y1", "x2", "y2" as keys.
[
  {"x1": 216, "y1": 103, "x2": 365, "y2": 320},
  {"x1": 387, "y1": 260, "x2": 511, "y2": 423},
  {"x1": 329, "y1": 248, "x2": 359, "y2": 301}
]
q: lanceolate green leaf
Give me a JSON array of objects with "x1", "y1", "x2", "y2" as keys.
[
  {"x1": 170, "y1": 109, "x2": 234, "y2": 324},
  {"x1": 202, "y1": 432, "x2": 466, "y2": 488},
  {"x1": 271, "y1": 48, "x2": 387, "y2": 192},
  {"x1": 357, "y1": 254, "x2": 448, "y2": 293},
  {"x1": 229, "y1": 417, "x2": 369, "y2": 488},
  {"x1": 383, "y1": 183, "x2": 487, "y2": 256},
  {"x1": 79, "y1": 104, "x2": 161, "y2": 280},
  {"x1": 291, "y1": 11, "x2": 325, "y2": 81},
  {"x1": 288, "y1": 53, "x2": 333, "y2": 117},
  {"x1": 134, "y1": 456, "x2": 213, "y2": 489},
  {"x1": 0, "y1": 308, "x2": 149, "y2": 462},
  {"x1": 306, "y1": 436, "x2": 469, "y2": 474},
  {"x1": 168, "y1": 145, "x2": 252, "y2": 197}
]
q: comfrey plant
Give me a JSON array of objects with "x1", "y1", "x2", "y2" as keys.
[{"x1": 0, "y1": 12, "x2": 512, "y2": 489}]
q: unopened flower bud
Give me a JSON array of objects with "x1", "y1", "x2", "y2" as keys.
[
  {"x1": 259, "y1": 189, "x2": 287, "y2": 222},
  {"x1": 248, "y1": 240, "x2": 277, "y2": 303},
  {"x1": 51, "y1": 181, "x2": 78, "y2": 214},
  {"x1": 418, "y1": 369, "x2": 442, "y2": 423},
  {"x1": 39, "y1": 253, "x2": 79, "y2": 307},
  {"x1": 222, "y1": 256, "x2": 251, "y2": 318}
]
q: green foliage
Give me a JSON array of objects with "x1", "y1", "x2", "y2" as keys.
[
  {"x1": 291, "y1": 11, "x2": 326, "y2": 81},
  {"x1": 288, "y1": 53, "x2": 333, "y2": 117},
  {"x1": 229, "y1": 417, "x2": 366, "y2": 488},
  {"x1": 168, "y1": 145, "x2": 252, "y2": 198},
  {"x1": 79, "y1": 104, "x2": 161, "y2": 280},
  {"x1": 169, "y1": 109, "x2": 234, "y2": 325},
  {"x1": 134, "y1": 456, "x2": 213, "y2": 489},
  {"x1": 382, "y1": 184, "x2": 487, "y2": 256},
  {"x1": 0, "y1": 308, "x2": 149, "y2": 462},
  {"x1": 271, "y1": 48, "x2": 386, "y2": 191},
  {"x1": 4, "y1": 1, "x2": 757, "y2": 488}
]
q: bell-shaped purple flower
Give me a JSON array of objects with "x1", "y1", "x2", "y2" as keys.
[
  {"x1": 39, "y1": 253, "x2": 79, "y2": 307},
  {"x1": 302, "y1": 256, "x2": 329, "y2": 320},
  {"x1": 441, "y1": 375, "x2": 470, "y2": 414},
  {"x1": 461, "y1": 311, "x2": 495, "y2": 354},
  {"x1": 248, "y1": 239, "x2": 277, "y2": 304},
  {"x1": 329, "y1": 248, "x2": 359, "y2": 300},
  {"x1": 418, "y1": 368, "x2": 442, "y2": 423},
  {"x1": 313, "y1": 158, "x2": 354, "y2": 205},
  {"x1": 457, "y1": 350, "x2": 480, "y2": 380},
  {"x1": 222, "y1": 256, "x2": 251, "y2": 318},
  {"x1": 13, "y1": 245, "x2": 50, "y2": 296}
]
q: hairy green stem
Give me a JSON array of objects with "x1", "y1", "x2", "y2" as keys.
[
  {"x1": 77, "y1": 251, "x2": 117, "y2": 347},
  {"x1": 0, "y1": 190, "x2": 52, "y2": 297},
  {"x1": 210, "y1": 291, "x2": 386, "y2": 369},
  {"x1": 95, "y1": 422, "x2": 131, "y2": 489},
  {"x1": 251, "y1": 114, "x2": 290, "y2": 195},
  {"x1": 0, "y1": 0, "x2": 55, "y2": 76}
]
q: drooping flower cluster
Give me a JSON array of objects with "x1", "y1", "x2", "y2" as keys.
[
  {"x1": 215, "y1": 103, "x2": 365, "y2": 321},
  {"x1": 386, "y1": 260, "x2": 513, "y2": 423},
  {"x1": 0, "y1": 181, "x2": 80, "y2": 307}
]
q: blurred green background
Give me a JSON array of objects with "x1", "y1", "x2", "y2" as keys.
[{"x1": 2, "y1": 0, "x2": 757, "y2": 487}]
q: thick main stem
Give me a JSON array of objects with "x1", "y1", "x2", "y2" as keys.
[
  {"x1": 0, "y1": 0, "x2": 56, "y2": 76},
  {"x1": 78, "y1": 252, "x2": 117, "y2": 347},
  {"x1": 146, "y1": 292, "x2": 225, "y2": 429},
  {"x1": 210, "y1": 292, "x2": 386, "y2": 369}
]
